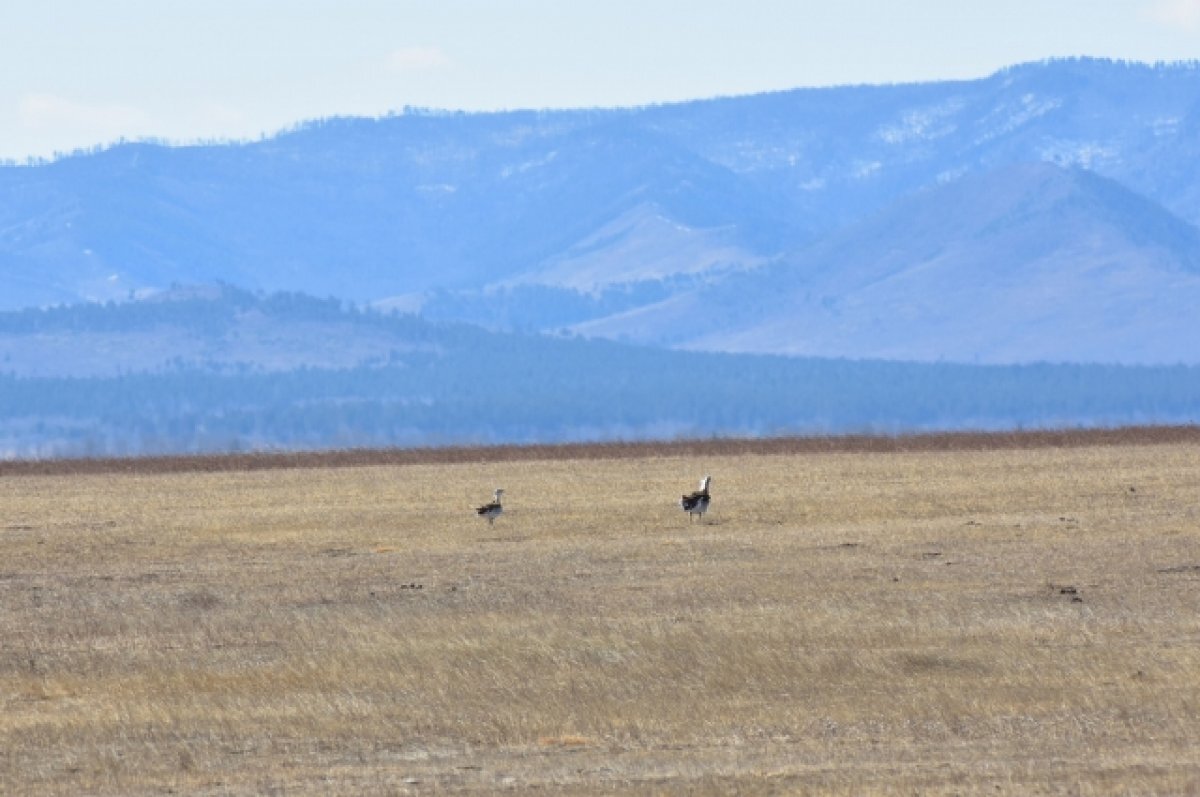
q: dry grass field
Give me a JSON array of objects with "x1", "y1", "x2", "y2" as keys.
[{"x1": 2, "y1": 430, "x2": 1200, "y2": 794}]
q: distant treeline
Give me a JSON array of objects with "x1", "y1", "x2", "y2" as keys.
[
  {"x1": 0, "y1": 289, "x2": 376, "y2": 334},
  {"x1": 4, "y1": 333, "x2": 1199, "y2": 458},
  {"x1": 3, "y1": 287, "x2": 1198, "y2": 458}
]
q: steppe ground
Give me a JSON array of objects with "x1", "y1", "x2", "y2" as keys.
[{"x1": 2, "y1": 430, "x2": 1200, "y2": 795}]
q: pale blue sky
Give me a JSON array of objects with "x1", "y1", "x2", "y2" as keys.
[{"x1": 4, "y1": 0, "x2": 1199, "y2": 161}]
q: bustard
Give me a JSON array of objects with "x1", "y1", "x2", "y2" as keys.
[
  {"x1": 680, "y1": 475, "x2": 712, "y2": 522},
  {"x1": 476, "y1": 488, "x2": 504, "y2": 525}
]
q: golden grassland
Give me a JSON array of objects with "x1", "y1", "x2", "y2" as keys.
[{"x1": 2, "y1": 432, "x2": 1200, "y2": 794}]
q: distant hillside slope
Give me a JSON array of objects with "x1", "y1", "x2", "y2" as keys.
[
  {"x1": 1, "y1": 288, "x2": 1199, "y2": 458},
  {"x1": 3, "y1": 58, "x2": 1200, "y2": 364},
  {"x1": 574, "y1": 162, "x2": 1200, "y2": 364},
  {"x1": 0, "y1": 285, "x2": 440, "y2": 378}
]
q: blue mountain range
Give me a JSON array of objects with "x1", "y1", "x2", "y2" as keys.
[{"x1": 3, "y1": 57, "x2": 1200, "y2": 364}]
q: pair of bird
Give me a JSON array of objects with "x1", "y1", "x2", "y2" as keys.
[{"x1": 474, "y1": 475, "x2": 713, "y2": 525}]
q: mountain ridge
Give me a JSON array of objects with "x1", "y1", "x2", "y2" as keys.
[{"x1": 3, "y1": 57, "x2": 1200, "y2": 363}]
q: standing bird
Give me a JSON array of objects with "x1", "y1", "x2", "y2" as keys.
[
  {"x1": 680, "y1": 475, "x2": 712, "y2": 522},
  {"x1": 476, "y1": 488, "x2": 504, "y2": 525}
]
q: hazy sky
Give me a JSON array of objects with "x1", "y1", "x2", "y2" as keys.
[{"x1": 4, "y1": 0, "x2": 1199, "y2": 161}]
